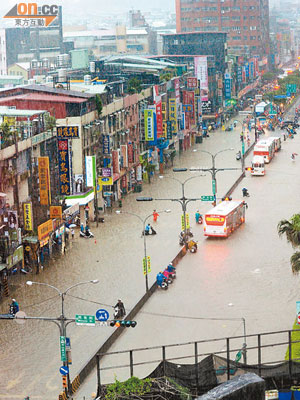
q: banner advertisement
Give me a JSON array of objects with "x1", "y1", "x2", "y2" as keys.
[
  {"x1": 57, "y1": 126, "x2": 79, "y2": 138},
  {"x1": 194, "y1": 56, "x2": 209, "y2": 101},
  {"x1": 112, "y1": 150, "x2": 120, "y2": 174},
  {"x1": 136, "y1": 165, "x2": 142, "y2": 181},
  {"x1": 23, "y1": 203, "x2": 33, "y2": 231},
  {"x1": 120, "y1": 145, "x2": 128, "y2": 168},
  {"x1": 174, "y1": 78, "x2": 180, "y2": 104},
  {"x1": 50, "y1": 205, "x2": 62, "y2": 220},
  {"x1": 197, "y1": 96, "x2": 202, "y2": 126},
  {"x1": 127, "y1": 143, "x2": 134, "y2": 164},
  {"x1": 38, "y1": 156, "x2": 51, "y2": 205},
  {"x1": 169, "y1": 98, "x2": 178, "y2": 134},
  {"x1": 102, "y1": 135, "x2": 110, "y2": 155},
  {"x1": 144, "y1": 109, "x2": 155, "y2": 141},
  {"x1": 224, "y1": 73, "x2": 232, "y2": 100},
  {"x1": 57, "y1": 140, "x2": 71, "y2": 196},
  {"x1": 187, "y1": 91, "x2": 195, "y2": 125},
  {"x1": 85, "y1": 155, "x2": 96, "y2": 188},
  {"x1": 166, "y1": 121, "x2": 172, "y2": 139},
  {"x1": 156, "y1": 101, "x2": 163, "y2": 138}
]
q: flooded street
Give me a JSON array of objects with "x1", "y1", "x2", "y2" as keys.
[{"x1": 0, "y1": 108, "x2": 299, "y2": 399}]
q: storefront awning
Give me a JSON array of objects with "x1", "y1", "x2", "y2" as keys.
[{"x1": 65, "y1": 189, "x2": 94, "y2": 207}]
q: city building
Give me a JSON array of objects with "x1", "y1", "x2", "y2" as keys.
[
  {"x1": 0, "y1": 6, "x2": 63, "y2": 73},
  {"x1": 162, "y1": 31, "x2": 227, "y2": 73},
  {"x1": 175, "y1": 0, "x2": 270, "y2": 58}
]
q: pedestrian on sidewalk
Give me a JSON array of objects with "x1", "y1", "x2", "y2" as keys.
[
  {"x1": 153, "y1": 210, "x2": 159, "y2": 223},
  {"x1": 71, "y1": 229, "x2": 75, "y2": 239}
]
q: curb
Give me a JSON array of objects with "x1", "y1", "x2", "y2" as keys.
[{"x1": 72, "y1": 247, "x2": 187, "y2": 394}]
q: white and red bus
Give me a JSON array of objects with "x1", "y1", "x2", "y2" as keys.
[
  {"x1": 251, "y1": 155, "x2": 265, "y2": 176},
  {"x1": 253, "y1": 138, "x2": 275, "y2": 163},
  {"x1": 204, "y1": 200, "x2": 246, "y2": 238}
]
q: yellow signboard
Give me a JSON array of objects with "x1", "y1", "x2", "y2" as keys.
[
  {"x1": 23, "y1": 203, "x2": 33, "y2": 231},
  {"x1": 38, "y1": 219, "x2": 53, "y2": 241},
  {"x1": 143, "y1": 256, "x2": 151, "y2": 275},
  {"x1": 50, "y1": 205, "x2": 62, "y2": 220},
  {"x1": 3, "y1": 116, "x2": 16, "y2": 126},
  {"x1": 38, "y1": 157, "x2": 51, "y2": 206},
  {"x1": 181, "y1": 213, "x2": 190, "y2": 231},
  {"x1": 99, "y1": 176, "x2": 113, "y2": 186}
]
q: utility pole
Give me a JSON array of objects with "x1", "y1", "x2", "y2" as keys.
[
  {"x1": 136, "y1": 175, "x2": 205, "y2": 246},
  {"x1": 0, "y1": 280, "x2": 99, "y2": 397}
]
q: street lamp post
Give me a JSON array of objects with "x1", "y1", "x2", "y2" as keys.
[
  {"x1": 233, "y1": 120, "x2": 246, "y2": 172},
  {"x1": 137, "y1": 174, "x2": 205, "y2": 246},
  {"x1": 116, "y1": 210, "x2": 171, "y2": 292},
  {"x1": 26, "y1": 279, "x2": 99, "y2": 394},
  {"x1": 189, "y1": 148, "x2": 238, "y2": 206}
]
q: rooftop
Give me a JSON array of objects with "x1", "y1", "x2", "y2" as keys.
[
  {"x1": 0, "y1": 107, "x2": 47, "y2": 117},
  {"x1": 0, "y1": 93, "x2": 87, "y2": 104}
]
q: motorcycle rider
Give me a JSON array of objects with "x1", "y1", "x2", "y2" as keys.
[
  {"x1": 156, "y1": 271, "x2": 165, "y2": 287},
  {"x1": 195, "y1": 210, "x2": 202, "y2": 224},
  {"x1": 144, "y1": 223, "x2": 151, "y2": 235},
  {"x1": 242, "y1": 187, "x2": 249, "y2": 197},
  {"x1": 10, "y1": 299, "x2": 19, "y2": 315},
  {"x1": 166, "y1": 263, "x2": 176, "y2": 273},
  {"x1": 114, "y1": 299, "x2": 126, "y2": 319},
  {"x1": 188, "y1": 239, "x2": 198, "y2": 252}
]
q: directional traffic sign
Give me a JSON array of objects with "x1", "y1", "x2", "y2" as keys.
[
  {"x1": 201, "y1": 195, "x2": 214, "y2": 201},
  {"x1": 75, "y1": 314, "x2": 95, "y2": 326},
  {"x1": 96, "y1": 309, "x2": 109, "y2": 322},
  {"x1": 239, "y1": 111, "x2": 252, "y2": 116},
  {"x1": 59, "y1": 366, "x2": 69, "y2": 376},
  {"x1": 60, "y1": 336, "x2": 67, "y2": 362}
]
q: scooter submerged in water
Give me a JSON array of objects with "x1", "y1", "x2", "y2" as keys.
[{"x1": 80, "y1": 229, "x2": 94, "y2": 238}]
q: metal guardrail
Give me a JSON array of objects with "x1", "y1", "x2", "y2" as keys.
[{"x1": 95, "y1": 329, "x2": 300, "y2": 384}]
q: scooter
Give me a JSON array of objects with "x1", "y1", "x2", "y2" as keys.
[
  {"x1": 188, "y1": 240, "x2": 198, "y2": 253},
  {"x1": 114, "y1": 306, "x2": 125, "y2": 320},
  {"x1": 80, "y1": 230, "x2": 94, "y2": 238},
  {"x1": 196, "y1": 215, "x2": 203, "y2": 225},
  {"x1": 236, "y1": 152, "x2": 241, "y2": 161},
  {"x1": 142, "y1": 228, "x2": 157, "y2": 236},
  {"x1": 159, "y1": 278, "x2": 169, "y2": 290}
]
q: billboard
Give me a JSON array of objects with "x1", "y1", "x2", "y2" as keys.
[
  {"x1": 57, "y1": 126, "x2": 79, "y2": 138},
  {"x1": 156, "y1": 101, "x2": 163, "y2": 138},
  {"x1": 194, "y1": 56, "x2": 209, "y2": 101},
  {"x1": 38, "y1": 156, "x2": 51, "y2": 205}
]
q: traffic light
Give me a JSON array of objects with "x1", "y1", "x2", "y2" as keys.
[
  {"x1": 222, "y1": 196, "x2": 232, "y2": 201},
  {"x1": 62, "y1": 375, "x2": 67, "y2": 388},
  {"x1": 110, "y1": 320, "x2": 137, "y2": 328},
  {"x1": 245, "y1": 167, "x2": 253, "y2": 172}
]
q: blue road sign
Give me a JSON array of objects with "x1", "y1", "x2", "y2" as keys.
[
  {"x1": 59, "y1": 366, "x2": 69, "y2": 375},
  {"x1": 96, "y1": 309, "x2": 109, "y2": 322}
]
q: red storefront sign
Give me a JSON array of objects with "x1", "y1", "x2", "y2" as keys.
[
  {"x1": 156, "y1": 101, "x2": 163, "y2": 138},
  {"x1": 128, "y1": 143, "x2": 134, "y2": 164},
  {"x1": 112, "y1": 150, "x2": 120, "y2": 174}
]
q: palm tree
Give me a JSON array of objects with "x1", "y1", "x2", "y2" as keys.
[{"x1": 278, "y1": 214, "x2": 300, "y2": 274}]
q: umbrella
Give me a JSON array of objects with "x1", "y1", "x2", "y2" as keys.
[{"x1": 68, "y1": 224, "x2": 77, "y2": 228}]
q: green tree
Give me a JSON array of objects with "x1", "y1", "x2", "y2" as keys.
[
  {"x1": 45, "y1": 114, "x2": 56, "y2": 132},
  {"x1": 127, "y1": 78, "x2": 142, "y2": 94},
  {"x1": 105, "y1": 376, "x2": 152, "y2": 399},
  {"x1": 95, "y1": 94, "x2": 103, "y2": 116},
  {"x1": 278, "y1": 214, "x2": 300, "y2": 273}
]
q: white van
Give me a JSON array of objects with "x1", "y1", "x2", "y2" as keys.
[{"x1": 251, "y1": 155, "x2": 265, "y2": 176}]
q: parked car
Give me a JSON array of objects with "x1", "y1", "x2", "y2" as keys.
[{"x1": 281, "y1": 120, "x2": 300, "y2": 129}]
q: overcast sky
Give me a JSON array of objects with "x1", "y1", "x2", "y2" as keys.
[{"x1": 0, "y1": 0, "x2": 175, "y2": 20}]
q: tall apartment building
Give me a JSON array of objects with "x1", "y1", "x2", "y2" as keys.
[{"x1": 175, "y1": 0, "x2": 270, "y2": 58}]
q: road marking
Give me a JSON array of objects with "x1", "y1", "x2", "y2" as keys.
[{"x1": 6, "y1": 373, "x2": 24, "y2": 390}]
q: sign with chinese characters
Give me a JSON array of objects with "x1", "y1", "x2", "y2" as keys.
[
  {"x1": 57, "y1": 126, "x2": 79, "y2": 138},
  {"x1": 57, "y1": 139, "x2": 71, "y2": 196},
  {"x1": 127, "y1": 143, "x2": 134, "y2": 164},
  {"x1": 194, "y1": 56, "x2": 209, "y2": 101},
  {"x1": 143, "y1": 256, "x2": 151, "y2": 276},
  {"x1": 85, "y1": 155, "x2": 96, "y2": 188},
  {"x1": 169, "y1": 98, "x2": 177, "y2": 134},
  {"x1": 23, "y1": 203, "x2": 33, "y2": 231},
  {"x1": 38, "y1": 157, "x2": 51, "y2": 205},
  {"x1": 102, "y1": 135, "x2": 110, "y2": 155},
  {"x1": 50, "y1": 205, "x2": 62, "y2": 220},
  {"x1": 38, "y1": 219, "x2": 53, "y2": 241},
  {"x1": 174, "y1": 78, "x2": 180, "y2": 104},
  {"x1": 120, "y1": 145, "x2": 128, "y2": 168},
  {"x1": 224, "y1": 73, "x2": 232, "y2": 100},
  {"x1": 183, "y1": 104, "x2": 193, "y2": 113},
  {"x1": 144, "y1": 109, "x2": 155, "y2": 141},
  {"x1": 156, "y1": 101, "x2": 163, "y2": 138},
  {"x1": 187, "y1": 77, "x2": 198, "y2": 89}
]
